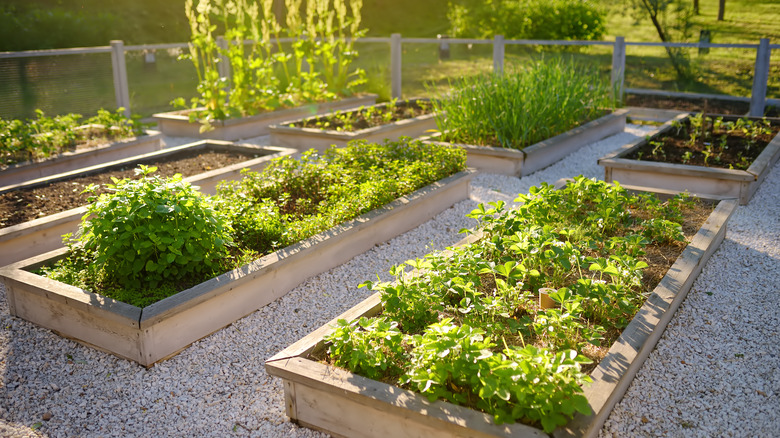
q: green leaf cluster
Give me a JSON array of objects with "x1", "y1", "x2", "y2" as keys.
[
  {"x1": 448, "y1": 0, "x2": 605, "y2": 41},
  {"x1": 429, "y1": 59, "x2": 614, "y2": 150},
  {"x1": 43, "y1": 165, "x2": 233, "y2": 305},
  {"x1": 326, "y1": 177, "x2": 697, "y2": 432},
  {"x1": 216, "y1": 137, "x2": 466, "y2": 255},
  {"x1": 176, "y1": 0, "x2": 367, "y2": 127},
  {"x1": 0, "y1": 108, "x2": 146, "y2": 166},
  {"x1": 42, "y1": 139, "x2": 465, "y2": 307}
]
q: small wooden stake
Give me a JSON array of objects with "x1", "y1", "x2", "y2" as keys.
[{"x1": 538, "y1": 288, "x2": 557, "y2": 309}]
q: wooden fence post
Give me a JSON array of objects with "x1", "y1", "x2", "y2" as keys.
[
  {"x1": 611, "y1": 36, "x2": 626, "y2": 104},
  {"x1": 110, "y1": 40, "x2": 131, "y2": 116},
  {"x1": 216, "y1": 36, "x2": 232, "y2": 84},
  {"x1": 391, "y1": 33, "x2": 402, "y2": 99},
  {"x1": 493, "y1": 35, "x2": 505, "y2": 75},
  {"x1": 749, "y1": 38, "x2": 770, "y2": 117}
]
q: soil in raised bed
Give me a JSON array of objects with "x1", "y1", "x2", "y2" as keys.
[
  {"x1": 625, "y1": 117, "x2": 780, "y2": 169},
  {"x1": 0, "y1": 150, "x2": 255, "y2": 228},
  {"x1": 626, "y1": 94, "x2": 750, "y2": 115},
  {"x1": 289, "y1": 100, "x2": 432, "y2": 131}
]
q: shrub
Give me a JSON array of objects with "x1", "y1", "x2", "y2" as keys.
[
  {"x1": 448, "y1": 0, "x2": 605, "y2": 41},
  {"x1": 51, "y1": 166, "x2": 233, "y2": 298}
]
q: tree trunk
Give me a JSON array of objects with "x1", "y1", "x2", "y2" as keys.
[
  {"x1": 693, "y1": 0, "x2": 699, "y2": 14},
  {"x1": 718, "y1": 0, "x2": 726, "y2": 20},
  {"x1": 646, "y1": 9, "x2": 688, "y2": 78}
]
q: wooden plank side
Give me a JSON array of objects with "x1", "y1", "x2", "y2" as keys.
[
  {"x1": 5, "y1": 276, "x2": 144, "y2": 363},
  {"x1": 521, "y1": 109, "x2": 627, "y2": 176},
  {"x1": 273, "y1": 358, "x2": 547, "y2": 438}
]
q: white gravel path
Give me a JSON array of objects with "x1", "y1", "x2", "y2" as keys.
[{"x1": 1, "y1": 124, "x2": 777, "y2": 437}]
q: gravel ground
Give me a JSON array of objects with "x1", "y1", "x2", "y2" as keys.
[{"x1": 1, "y1": 124, "x2": 778, "y2": 437}]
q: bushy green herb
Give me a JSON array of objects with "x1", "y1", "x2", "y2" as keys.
[
  {"x1": 429, "y1": 59, "x2": 614, "y2": 150},
  {"x1": 0, "y1": 108, "x2": 146, "y2": 166},
  {"x1": 326, "y1": 177, "x2": 699, "y2": 432},
  {"x1": 42, "y1": 165, "x2": 234, "y2": 306}
]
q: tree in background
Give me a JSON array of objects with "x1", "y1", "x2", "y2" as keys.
[
  {"x1": 447, "y1": 0, "x2": 606, "y2": 41},
  {"x1": 624, "y1": 0, "x2": 695, "y2": 79}
]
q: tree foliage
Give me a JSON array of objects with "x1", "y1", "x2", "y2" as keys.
[{"x1": 447, "y1": 0, "x2": 606, "y2": 41}]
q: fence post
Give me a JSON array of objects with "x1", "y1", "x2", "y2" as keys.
[
  {"x1": 493, "y1": 35, "x2": 505, "y2": 75},
  {"x1": 110, "y1": 40, "x2": 131, "y2": 116},
  {"x1": 611, "y1": 36, "x2": 626, "y2": 104},
  {"x1": 391, "y1": 33, "x2": 402, "y2": 99},
  {"x1": 216, "y1": 36, "x2": 232, "y2": 82},
  {"x1": 749, "y1": 38, "x2": 770, "y2": 117}
]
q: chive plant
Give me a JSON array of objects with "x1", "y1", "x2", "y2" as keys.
[{"x1": 429, "y1": 59, "x2": 614, "y2": 150}]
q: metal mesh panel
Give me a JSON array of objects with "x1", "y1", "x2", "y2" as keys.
[
  {"x1": 125, "y1": 47, "x2": 199, "y2": 118},
  {"x1": 0, "y1": 53, "x2": 115, "y2": 120}
]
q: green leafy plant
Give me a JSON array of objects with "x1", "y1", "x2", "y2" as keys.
[
  {"x1": 429, "y1": 59, "x2": 614, "y2": 150},
  {"x1": 448, "y1": 0, "x2": 605, "y2": 41},
  {"x1": 290, "y1": 99, "x2": 431, "y2": 132},
  {"x1": 42, "y1": 139, "x2": 466, "y2": 306},
  {"x1": 325, "y1": 177, "x2": 701, "y2": 432},
  {"x1": 0, "y1": 108, "x2": 146, "y2": 166},
  {"x1": 174, "y1": 0, "x2": 366, "y2": 130},
  {"x1": 43, "y1": 165, "x2": 234, "y2": 306}
]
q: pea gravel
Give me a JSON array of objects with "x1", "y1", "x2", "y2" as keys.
[{"x1": 1, "y1": 124, "x2": 778, "y2": 438}]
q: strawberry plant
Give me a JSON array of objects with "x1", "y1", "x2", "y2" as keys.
[{"x1": 325, "y1": 177, "x2": 703, "y2": 432}]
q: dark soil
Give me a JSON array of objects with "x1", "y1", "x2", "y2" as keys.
[
  {"x1": 626, "y1": 94, "x2": 750, "y2": 115},
  {"x1": 291, "y1": 100, "x2": 432, "y2": 131},
  {"x1": 626, "y1": 116, "x2": 779, "y2": 169},
  {"x1": 0, "y1": 149, "x2": 255, "y2": 228}
]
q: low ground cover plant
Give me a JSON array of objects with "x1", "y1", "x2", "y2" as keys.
[
  {"x1": 0, "y1": 108, "x2": 146, "y2": 167},
  {"x1": 429, "y1": 59, "x2": 615, "y2": 150},
  {"x1": 323, "y1": 177, "x2": 707, "y2": 432},
  {"x1": 174, "y1": 0, "x2": 366, "y2": 130},
  {"x1": 627, "y1": 113, "x2": 779, "y2": 170},
  {"x1": 287, "y1": 99, "x2": 431, "y2": 132},
  {"x1": 41, "y1": 138, "x2": 466, "y2": 307}
]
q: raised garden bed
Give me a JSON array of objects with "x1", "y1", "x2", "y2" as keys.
[
  {"x1": 266, "y1": 180, "x2": 737, "y2": 438},
  {"x1": 0, "y1": 129, "x2": 163, "y2": 188},
  {"x1": 0, "y1": 140, "x2": 295, "y2": 267},
  {"x1": 424, "y1": 109, "x2": 628, "y2": 177},
  {"x1": 268, "y1": 99, "x2": 436, "y2": 151},
  {"x1": 0, "y1": 168, "x2": 475, "y2": 367},
  {"x1": 599, "y1": 113, "x2": 780, "y2": 205},
  {"x1": 153, "y1": 95, "x2": 378, "y2": 141}
]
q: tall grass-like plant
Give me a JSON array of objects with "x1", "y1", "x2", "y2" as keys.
[
  {"x1": 176, "y1": 0, "x2": 366, "y2": 129},
  {"x1": 429, "y1": 59, "x2": 614, "y2": 150}
]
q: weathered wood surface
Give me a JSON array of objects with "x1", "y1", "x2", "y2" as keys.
[
  {"x1": 424, "y1": 109, "x2": 628, "y2": 177},
  {"x1": 153, "y1": 95, "x2": 378, "y2": 140}
]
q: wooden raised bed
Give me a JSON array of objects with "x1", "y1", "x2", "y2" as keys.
[
  {"x1": 266, "y1": 193, "x2": 737, "y2": 438},
  {"x1": 598, "y1": 113, "x2": 780, "y2": 205},
  {"x1": 0, "y1": 140, "x2": 296, "y2": 267},
  {"x1": 0, "y1": 169, "x2": 475, "y2": 367},
  {"x1": 268, "y1": 99, "x2": 437, "y2": 151},
  {"x1": 153, "y1": 95, "x2": 378, "y2": 141},
  {"x1": 421, "y1": 109, "x2": 628, "y2": 177},
  {"x1": 0, "y1": 130, "x2": 163, "y2": 188}
]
